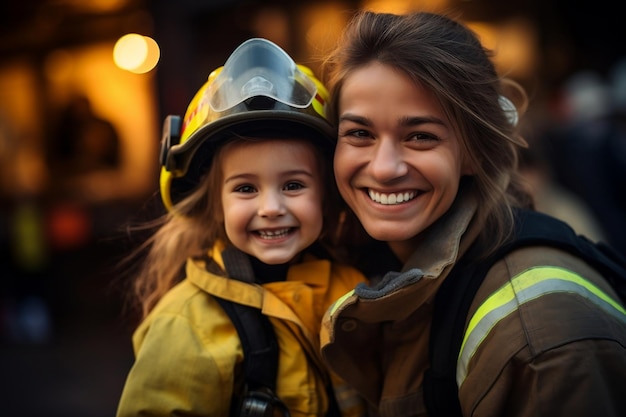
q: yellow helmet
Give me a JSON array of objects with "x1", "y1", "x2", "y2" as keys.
[{"x1": 159, "y1": 38, "x2": 334, "y2": 211}]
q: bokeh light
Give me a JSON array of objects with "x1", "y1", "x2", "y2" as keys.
[{"x1": 113, "y1": 33, "x2": 160, "y2": 74}]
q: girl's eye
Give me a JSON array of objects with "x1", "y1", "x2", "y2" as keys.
[
  {"x1": 234, "y1": 184, "x2": 256, "y2": 193},
  {"x1": 284, "y1": 182, "x2": 305, "y2": 191}
]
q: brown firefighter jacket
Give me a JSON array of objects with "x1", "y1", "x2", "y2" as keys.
[{"x1": 320, "y1": 188, "x2": 626, "y2": 417}]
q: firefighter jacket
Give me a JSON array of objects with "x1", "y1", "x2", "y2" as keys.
[
  {"x1": 116, "y1": 243, "x2": 367, "y2": 417},
  {"x1": 320, "y1": 186, "x2": 626, "y2": 417}
]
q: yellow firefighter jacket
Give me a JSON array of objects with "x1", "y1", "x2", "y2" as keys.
[{"x1": 116, "y1": 243, "x2": 367, "y2": 417}]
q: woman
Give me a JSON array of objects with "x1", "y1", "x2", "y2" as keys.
[{"x1": 321, "y1": 10, "x2": 626, "y2": 417}]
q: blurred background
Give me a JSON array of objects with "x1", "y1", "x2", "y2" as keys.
[{"x1": 1, "y1": 0, "x2": 625, "y2": 416}]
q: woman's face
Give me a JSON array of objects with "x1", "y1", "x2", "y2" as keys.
[
  {"x1": 221, "y1": 138, "x2": 324, "y2": 264},
  {"x1": 334, "y1": 62, "x2": 472, "y2": 261}
]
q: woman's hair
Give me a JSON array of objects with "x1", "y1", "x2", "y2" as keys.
[
  {"x1": 122, "y1": 134, "x2": 345, "y2": 321},
  {"x1": 323, "y1": 10, "x2": 533, "y2": 258}
]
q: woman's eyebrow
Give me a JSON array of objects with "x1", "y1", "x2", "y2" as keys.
[
  {"x1": 400, "y1": 115, "x2": 446, "y2": 126},
  {"x1": 339, "y1": 113, "x2": 371, "y2": 126}
]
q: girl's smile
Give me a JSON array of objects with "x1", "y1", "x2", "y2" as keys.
[{"x1": 221, "y1": 138, "x2": 324, "y2": 264}]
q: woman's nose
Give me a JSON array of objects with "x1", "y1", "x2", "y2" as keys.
[{"x1": 369, "y1": 139, "x2": 408, "y2": 181}]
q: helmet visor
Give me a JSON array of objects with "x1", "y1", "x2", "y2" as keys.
[{"x1": 207, "y1": 38, "x2": 318, "y2": 112}]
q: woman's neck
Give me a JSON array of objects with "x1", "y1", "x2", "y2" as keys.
[{"x1": 388, "y1": 234, "x2": 425, "y2": 264}]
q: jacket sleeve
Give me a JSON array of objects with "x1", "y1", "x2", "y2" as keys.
[
  {"x1": 116, "y1": 310, "x2": 241, "y2": 417},
  {"x1": 460, "y1": 249, "x2": 626, "y2": 417},
  {"x1": 476, "y1": 339, "x2": 626, "y2": 417}
]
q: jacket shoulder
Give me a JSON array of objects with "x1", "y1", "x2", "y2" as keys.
[
  {"x1": 464, "y1": 245, "x2": 626, "y2": 377},
  {"x1": 460, "y1": 245, "x2": 626, "y2": 416}
]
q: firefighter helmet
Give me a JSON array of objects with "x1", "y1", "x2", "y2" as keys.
[{"x1": 159, "y1": 38, "x2": 334, "y2": 211}]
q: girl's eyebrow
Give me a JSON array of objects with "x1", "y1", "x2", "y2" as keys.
[
  {"x1": 223, "y1": 169, "x2": 316, "y2": 184},
  {"x1": 223, "y1": 172, "x2": 256, "y2": 185},
  {"x1": 281, "y1": 169, "x2": 316, "y2": 178}
]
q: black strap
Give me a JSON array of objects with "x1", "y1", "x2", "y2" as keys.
[
  {"x1": 222, "y1": 246, "x2": 257, "y2": 284},
  {"x1": 424, "y1": 209, "x2": 626, "y2": 417},
  {"x1": 214, "y1": 300, "x2": 278, "y2": 393},
  {"x1": 423, "y1": 240, "x2": 483, "y2": 417},
  {"x1": 210, "y1": 246, "x2": 344, "y2": 417},
  {"x1": 220, "y1": 247, "x2": 279, "y2": 393},
  {"x1": 507, "y1": 210, "x2": 626, "y2": 303}
]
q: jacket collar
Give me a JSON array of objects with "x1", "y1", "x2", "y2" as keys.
[
  {"x1": 189, "y1": 243, "x2": 334, "y2": 304},
  {"x1": 402, "y1": 184, "x2": 478, "y2": 278}
]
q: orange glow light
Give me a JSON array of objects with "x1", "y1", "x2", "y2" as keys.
[{"x1": 113, "y1": 34, "x2": 160, "y2": 74}]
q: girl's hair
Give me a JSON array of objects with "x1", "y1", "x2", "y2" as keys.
[
  {"x1": 122, "y1": 134, "x2": 345, "y2": 321},
  {"x1": 323, "y1": 10, "x2": 533, "y2": 259}
]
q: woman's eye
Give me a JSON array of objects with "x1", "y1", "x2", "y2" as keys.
[
  {"x1": 346, "y1": 129, "x2": 371, "y2": 139},
  {"x1": 410, "y1": 132, "x2": 439, "y2": 143}
]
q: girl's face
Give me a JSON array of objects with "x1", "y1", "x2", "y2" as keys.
[
  {"x1": 221, "y1": 138, "x2": 324, "y2": 264},
  {"x1": 334, "y1": 62, "x2": 472, "y2": 262}
]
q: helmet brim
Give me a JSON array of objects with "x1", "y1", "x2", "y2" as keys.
[{"x1": 168, "y1": 109, "x2": 335, "y2": 202}]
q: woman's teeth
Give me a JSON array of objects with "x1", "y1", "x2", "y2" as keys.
[{"x1": 368, "y1": 190, "x2": 416, "y2": 205}]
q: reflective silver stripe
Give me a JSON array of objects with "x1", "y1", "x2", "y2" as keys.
[{"x1": 456, "y1": 266, "x2": 626, "y2": 387}]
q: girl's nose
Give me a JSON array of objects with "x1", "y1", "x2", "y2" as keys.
[
  {"x1": 369, "y1": 138, "x2": 408, "y2": 181},
  {"x1": 257, "y1": 190, "x2": 286, "y2": 217}
]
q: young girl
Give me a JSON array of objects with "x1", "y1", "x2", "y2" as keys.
[
  {"x1": 321, "y1": 10, "x2": 626, "y2": 417},
  {"x1": 116, "y1": 38, "x2": 366, "y2": 417}
]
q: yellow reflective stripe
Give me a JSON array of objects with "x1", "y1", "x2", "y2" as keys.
[
  {"x1": 329, "y1": 289, "x2": 355, "y2": 316},
  {"x1": 457, "y1": 266, "x2": 626, "y2": 387}
]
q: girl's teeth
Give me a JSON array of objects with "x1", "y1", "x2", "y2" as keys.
[{"x1": 258, "y1": 228, "x2": 290, "y2": 239}]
